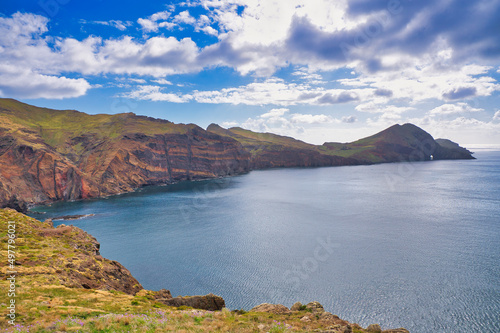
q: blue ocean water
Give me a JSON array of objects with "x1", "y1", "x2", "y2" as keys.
[{"x1": 30, "y1": 151, "x2": 500, "y2": 332}]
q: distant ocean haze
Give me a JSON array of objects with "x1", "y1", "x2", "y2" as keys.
[{"x1": 31, "y1": 150, "x2": 500, "y2": 333}]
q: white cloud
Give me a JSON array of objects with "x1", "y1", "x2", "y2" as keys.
[
  {"x1": 186, "y1": 78, "x2": 369, "y2": 106},
  {"x1": 129, "y1": 78, "x2": 147, "y2": 84},
  {"x1": 429, "y1": 103, "x2": 483, "y2": 116},
  {"x1": 1, "y1": 3, "x2": 500, "y2": 109},
  {"x1": 173, "y1": 10, "x2": 196, "y2": 25},
  {"x1": 0, "y1": 65, "x2": 90, "y2": 99},
  {"x1": 86, "y1": 20, "x2": 133, "y2": 31},
  {"x1": 138, "y1": 10, "x2": 172, "y2": 32},
  {"x1": 355, "y1": 102, "x2": 414, "y2": 114},
  {"x1": 152, "y1": 79, "x2": 173, "y2": 85},
  {"x1": 493, "y1": 110, "x2": 500, "y2": 121},
  {"x1": 340, "y1": 63, "x2": 500, "y2": 104},
  {"x1": 221, "y1": 121, "x2": 239, "y2": 127},
  {"x1": 341, "y1": 115, "x2": 357, "y2": 123},
  {"x1": 292, "y1": 68, "x2": 326, "y2": 85},
  {"x1": 290, "y1": 113, "x2": 335, "y2": 124},
  {"x1": 137, "y1": 18, "x2": 159, "y2": 32},
  {"x1": 408, "y1": 115, "x2": 500, "y2": 146},
  {"x1": 260, "y1": 108, "x2": 289, "y2": 119},
  {"x1": 124, "y1": 85, "x2": 192, "y2": 103},
  {"x1": 227, "y1": 107, "x2": 359, "y2": 144}
]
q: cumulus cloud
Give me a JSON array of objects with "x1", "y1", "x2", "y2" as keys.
[
  {"x1": 341, "y1": 115, "x2": 357, "y2": 123},
  {"x1": 317, "y1": 92, "x2": 359, "y2": 104},
  {"x1": 220, "y1": 106, "x2": 359, "y2": 145},
  {"x1": 124, "y1": 85, "x2": 192, "y2": 103},
  {"x1": 129, "y1": 78, "x2": 147, "y2": 84},
  {"x1": 429, "y1": 103, "x2": 483, "y2": 116},
  {"x1": 408, "y1": 115, "x2": 500, "y2": 145},
  {"x1": 340, "y1": 64, "x2": 499, "y2": 103},
  {"x1": 442, "y1": 87, "x2": 477, "y2": 100},
  {"x1": 292, "y1": 68, "x2": 326, "y2": 85},
  {"x1": 355, "y1": 102, "x2": 414, "y2": 114},
  {"x1": 493, "y1": 110, "x2": 500, "y2": 121},
  {"x1": 0, "y1": 65, "x2": 90, "y2": 99},
  {"x1": 152, "y1": 79, "x2": 173, "y2": 85},
  {"x1": 261, "y1": 108, "x2": 289, "y2": 119},
  {"x1": 138, "y1": 11, "x2": 172, "y2": 32},
  {"x1": 290, "y1": 113, "x2": 335, "y2": 124},
  {"x1": 1, "y1": 1, "x2": 499, "y2": 106},
  {"x1": 123, "y1": 78, "x2": 370, "y2": 106}
]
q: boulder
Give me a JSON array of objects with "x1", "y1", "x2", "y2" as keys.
[
  {"x1": 291, "y1": 301, "x2": 303, "y2": 311},
  {"x1": 306, "y1": 301, "x2": 325, "y2": 313},
  {"x1": 159, "y1": 293, "x2": 225, "y2": 311},
  {"x1": 366, "y1": 324, "x2": 382, "y2": 332},
  {"x1": 250, "y1": 303, "x2": 291, "y2": 314}
]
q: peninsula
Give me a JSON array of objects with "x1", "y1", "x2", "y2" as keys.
[{"x1": 0, "y1": 98, "x2": 473, "y2": 212}]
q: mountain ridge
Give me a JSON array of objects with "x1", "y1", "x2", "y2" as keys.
[{"x1": 0, "y1": 98, "x2": 474, "y2": 211}]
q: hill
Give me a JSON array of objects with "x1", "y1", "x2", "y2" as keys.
[{"x1": 0, "y1": 98, "x2": 474, "y2": 211}]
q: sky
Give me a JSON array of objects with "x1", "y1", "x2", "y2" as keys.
[{"x1": 1, "y1": 0, "x2": 500, "y2": 147}]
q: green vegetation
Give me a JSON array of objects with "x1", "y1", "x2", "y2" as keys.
[{"x1": 0, "y1": 98, "x2": 190, "y2": 154}]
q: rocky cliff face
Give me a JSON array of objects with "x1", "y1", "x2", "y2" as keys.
[
  {"x1": 0, "y1": 99, "x2": 249, "y2": 210},
  {"x1": 0, "y1": 99, "x2": 474, "y2": 210}
]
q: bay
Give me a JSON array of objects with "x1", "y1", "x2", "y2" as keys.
[{"x1": 30, "y1": 150, "x2": 500, "y2": 333}]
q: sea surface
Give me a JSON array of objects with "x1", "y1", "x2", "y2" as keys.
[{"x1": 30, "y1": 150, "x2": 500, "y2": 333}]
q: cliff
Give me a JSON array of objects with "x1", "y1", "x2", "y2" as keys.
[
  {"x1": 0, "y1": 98, "x2": 250, "y2": 211},
  {"x1": 0, "y1": 99, "x2": 474, "y2": 210},
  {"x1": 0, "y1": 208, "x2": 408, "y2": 332}
]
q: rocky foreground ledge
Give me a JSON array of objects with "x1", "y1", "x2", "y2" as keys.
[{"x1": 0, "y1": 208, "x2": 408, "y2": 332}]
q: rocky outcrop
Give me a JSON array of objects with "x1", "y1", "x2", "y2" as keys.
[
  {"x1": 0, "y1": 208, "x2": 142, "y2": 295},
  {"x1": 250, "y1": 301, "x2": 409, "y2": 333},
  {"x1": 250, "y1": 303, "x2": 292, "y2": 314},
  {"x1": 159, "y1": 293, "x2": 226, "y2": 311},
  {"x1": 135, "y1": 288, "x2": 225, "y2": 311}
]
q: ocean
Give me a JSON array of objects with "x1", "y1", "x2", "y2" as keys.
[{"x1": 30, "y1": 150, "x2": 500, "y2": 333}]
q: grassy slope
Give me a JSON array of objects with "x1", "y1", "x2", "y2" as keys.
[
  {"x1": 0, "y1": 98, "x2": 193, "y2": 153},
  {"x1": 210, "y1": 123, "x2": 438, "y2": 163},
  {"x1": 0, "y1": 209, "x2": 381, "y2": 333}
]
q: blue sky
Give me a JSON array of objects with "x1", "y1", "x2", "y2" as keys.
[{"x1": 1, "y1": 0, "x2": 500, "y2": 146}]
